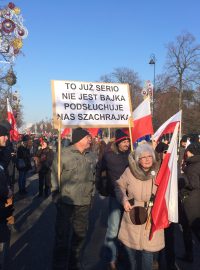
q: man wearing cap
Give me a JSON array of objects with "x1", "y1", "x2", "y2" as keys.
[
  {"x1": 51, "y1": 127, "x2": 96, "y2": 270},
  {"x1": 96, "y1": 129, "x2": 130, "y2": 270},
  {"x1": 0, "y1": 120, "x2": 14, "y2": 265}
]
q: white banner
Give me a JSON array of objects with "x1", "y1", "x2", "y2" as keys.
[{"x1": 51, "y1": 80, "x2": 132, "y2": 128}]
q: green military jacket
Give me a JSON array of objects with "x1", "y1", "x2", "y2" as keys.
[{"x1": 52, "y1": 145, "x2": 96, "y2": 205}]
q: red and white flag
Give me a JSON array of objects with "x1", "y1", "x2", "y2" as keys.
[
  {"x1": 61, "y1": 128, "x2": 71, "y2": 138},
  {"x1": 131, "y1": 97, "x2": 154, "y2": 143},
  {"x1": 153, "y1": 110, "x2": 182, "y2": 142},
  {"x1": 87, "y1": 128, "x2": 99, "y2": 138},
  {"x1": 7, "y1": 98, "x2": 19, "y2": 141},
  {"x1": 150, "y1": 123, "x2": 179, "y2": 240}
]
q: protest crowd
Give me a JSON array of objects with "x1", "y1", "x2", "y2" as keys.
[{"x1": 0, "y1": 97, "x2": 200, "y2": 270}]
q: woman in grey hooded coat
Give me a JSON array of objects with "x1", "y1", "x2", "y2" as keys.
[{"x1": 115, "y1": 143, "x2": 164, "y2": 270}]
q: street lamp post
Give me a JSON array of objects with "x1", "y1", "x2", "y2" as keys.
[{"x1": 149, "y1": 54, "x2": 156, "y2": 115}]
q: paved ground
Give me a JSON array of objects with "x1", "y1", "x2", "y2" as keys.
[{"x1": 4, "y1": 172, "x2": 200, "y2": 270}]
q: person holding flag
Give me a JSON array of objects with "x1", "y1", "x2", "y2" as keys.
[{"x1": 115, "y1": 143, "x2": 164, "y2": 270}]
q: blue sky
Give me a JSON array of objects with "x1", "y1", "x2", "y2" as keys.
[{"x1": 5, "y1": 0, "x2": 200, "y2": 124}]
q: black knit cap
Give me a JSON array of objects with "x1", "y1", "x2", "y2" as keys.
[
  {"x1": 180, "y1": 135, "x2": 188, "y2": 143},
  {"x1": 0, "y1": 126, "x2": 9, "y2": 136},
  {"x1": 22, "y1": 135, "x2": 30, "y2": 142},
  {"x1": 115, "y1": 129, "x2": 130, "y2": 145},
  {"x1": 155, "y1": 142, "x2": 168, "y2": 153},
  {"x1": 72, "y1": 128, "x2": 89, "y2": 144},
  {"x1": 186, "y1": 143, "x2": 200, "y2": 155},
  {"x1": 0, "y1": 120, "x2": 11, "y2": 136}
]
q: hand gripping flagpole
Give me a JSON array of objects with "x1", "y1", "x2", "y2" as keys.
[{"x1": 145, "y1": 171, "x2": 156, "y2": 230}]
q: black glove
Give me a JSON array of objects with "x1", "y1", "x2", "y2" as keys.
[
  {"x1": 0, "y1": 205, "x2": 15, "y2": 223},
  {"x1": 52, "y1": 190, "x2": 61, "y2": 203}
]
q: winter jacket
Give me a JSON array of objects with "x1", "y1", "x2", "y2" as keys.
[
  {"x1": 96, "y1": 142, "x2": 130, "y2": 197},
  {"x1": 115, "y1": 154, "x2": 164, "y2": 252},
  {"x1": 183, "y1": 155, "x2": 200, "y2": 190},
  {"x1": 181, "y1": 155, "x2": 200, "y2": 226},
  {"x1": 52, "y1": 145, "x2": 96, "y2": 206},
  {"x1": 0, "y1": 142, "x2": 13, "y2": 186},
  {"x1": 36, "y1": 146, "x2": 54, "y2": 173},
  {"x1": 0, "y1": 165, "x2": 8, "y2": 202},
  {"x1": 0, "y1": 150, "x2": 12, "y2": 242},
  {"x1": 16, "y1": 144, "x2": 32, "y2": 171}
]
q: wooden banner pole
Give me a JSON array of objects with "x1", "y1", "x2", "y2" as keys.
[
  {"x1": 128, "y1": 117, "x2": 134, "y2": 153},
  {"x1": 127, "y1": 84, "x2": 134, "y2": 152},
  {"x1": 57, "y1": 119, "x2": 62, "y2": 189}
]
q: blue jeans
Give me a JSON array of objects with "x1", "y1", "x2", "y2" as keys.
[
  {"x1": 18, "y1": 170, "x2": 27, "y2": 191},
  {"x1": 123, "y1": 245, "x2": 154, "y2": 270},
  {"x1": 104, "y1": 196, "x2": 123, "y2": 263}
]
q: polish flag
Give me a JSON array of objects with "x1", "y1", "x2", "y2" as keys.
[
  {"x1": 61, "y1": 128, "x2": 71, "y2": 138},
  {"x1": 7, "y1": 98, "x2": 20, "y2": 141},
  {"x1": 150, "y1": 123, "x2": 179, "y2": 240},
  {"x1": 87, "y1": 128, "x2": 99, "y2": 138},
  {"x1": 153, "y1": 110, "x2": 182, "y2": 142},
  {"x1": 131, "y1": 98, "x2": 154, "y2": 143}
]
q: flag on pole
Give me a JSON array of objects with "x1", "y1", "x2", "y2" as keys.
[
  {"x1": 7, "y1": 98, "x2": 19, "y2": 141},
  {"x1": 131, "y1": 97, "x2": 154, "y2": 143},
  {"x1": 153, "y1": 110, "x2": 182, "y2": 142},
  {"x1": 150, "y1": 123, "x2": 179, "y2": 240},
  {"x1": 61, "y1": 128, "x2": 71, "y2": 138},
  {"x1": 87, "y1": 128, "x2": 99, "y2": 138}
]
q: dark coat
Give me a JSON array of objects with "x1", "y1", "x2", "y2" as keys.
[
  {"x1": 0, "y1": 141, "x2": 15, "y2": 186},
  {"x1": 96, "y1": 143, "x2": 130, "y2": 197},
  {"x1": 36, "y1": 146, "x2": 54, "y2": 173},
  {"x1": 182, "y1": 155, "x2": 200, "y2": 227},
  {"x1": 183, "y1": 155, "x2": 200, "y2": 190},
  {"x1": 0, "y1": 165, "x2": 8, "y2": 201},
  {"x1": 16, "y1": 144, "x2": 32, "y2": 171},
  {"x1": 0, "y1": 149, "x2": 11, "y2": 242}
]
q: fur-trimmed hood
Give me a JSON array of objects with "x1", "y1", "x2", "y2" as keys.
[
  {"x1": 110, "y1": 141, "x2": 120, "y2": 154},
  {"x1": 128, "y1": 152, "x2": 161, "y2": 181}
]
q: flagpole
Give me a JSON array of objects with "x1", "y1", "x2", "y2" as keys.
[
  {"x1": 149, "y1": 123, "x2": 179, "y2": 239},
  {"x1": 57, "y1": 119, "x2": 62, "y2": 189},
  {"x1": 128, "y1": 116, "x2": 134, "y2": 152},
  {"x1": 108, "y1": 128, "x2": 111, "y2": 141},
  {"x1": 177, "y1": 110, "x2": 182, "y2": 154},
  {"x1": 127, "y1": 84, "x2": 134, "y2": 152}
]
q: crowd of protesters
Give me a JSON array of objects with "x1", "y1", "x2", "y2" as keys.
[{"x1": 0, "y1": 123, "x2": 200, "y2": 270}]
